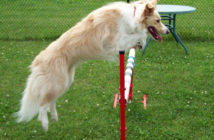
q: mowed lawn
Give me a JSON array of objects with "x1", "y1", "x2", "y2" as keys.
[{"x1": 0, "y1": 0, "x2": 214, "y2": 140}]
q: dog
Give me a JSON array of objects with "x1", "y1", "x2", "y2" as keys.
[{"x1": 15, "y1": 0, "x2": 169, "y2": 131}]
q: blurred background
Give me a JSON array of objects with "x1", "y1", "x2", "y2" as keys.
[{"x1": 0, "y1": 0, "x2": 213, "y2": 41}]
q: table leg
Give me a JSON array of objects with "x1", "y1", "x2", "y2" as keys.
[
  {"x1": 171, "y1": 14, "x2": 188, "y2": 54},
  {"x1": 170, "y1": 29, "x2": 179, "y2": 43},
  {"x1": 171, "y1": 31, "x2": 188, "y2": 54},
  {"x1": 142, "y1": 37, "x2": 151, "y2": 55}
]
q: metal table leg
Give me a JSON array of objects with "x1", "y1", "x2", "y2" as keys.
[
  {"x1": 171, "y1": 31, "x2": 188, "y2": 54},
  {"x1": 142, "y1": 37, "x2": 151, "y2": 55},
  {"x1": 171, "y1": 14, "x2": 188, "y2": 54}
]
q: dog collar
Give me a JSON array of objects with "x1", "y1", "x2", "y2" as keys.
[{"x1": 134, "y1": 6, "x2": 136, "y2": 16}]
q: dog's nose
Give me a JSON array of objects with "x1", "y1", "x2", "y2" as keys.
[{"x1": 165, "y1": 29, "x2": 170, "y2": 34}]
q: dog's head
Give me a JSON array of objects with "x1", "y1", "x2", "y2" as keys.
[{"x1": 139, "y1": 0, "x2": 169, "y2": 42}]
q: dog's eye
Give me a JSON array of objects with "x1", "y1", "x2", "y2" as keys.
[{"x1": 156, "y1": 19, "x2": 160, "y2": 23}]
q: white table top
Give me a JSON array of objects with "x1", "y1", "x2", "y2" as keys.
[{"x1": 157, "y1": 4, "x2": 196, "y2": 14}]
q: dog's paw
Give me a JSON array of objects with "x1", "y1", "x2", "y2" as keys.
[
  {"x1": 42, "y1": 122, "x2": 49, "y2": 132},
  {"x1": 52, "y1": 115, "x2": 58, "y2": 122},
  {"x1": 51, "y1": 112, "x2": 58, "y2": 122},
  {"x1": 135, "y1": 42, "x2": 143, "y2": 50}
]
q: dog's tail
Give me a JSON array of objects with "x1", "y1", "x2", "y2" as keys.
[{"x1": 14, "y1": 74, "x2": 41, "y2": 123}]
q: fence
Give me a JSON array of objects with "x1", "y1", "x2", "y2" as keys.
[{"x1": 0, "y1": 0, "x2": 213, "y2": 41}]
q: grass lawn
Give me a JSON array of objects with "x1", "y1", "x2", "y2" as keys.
[
  {"x1": 1, "y1": 40, "x2": 214, "y2": 139},
  {"x1": 0, "y1": 0, "x2": 214, "y2": 139}
]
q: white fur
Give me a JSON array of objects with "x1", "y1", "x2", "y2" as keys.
[{"x1": 110, "y1": 2, "x2": 147, "y2": 50}]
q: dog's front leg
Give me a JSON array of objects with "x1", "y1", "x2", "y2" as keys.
[
  {"x1": 119, "y1": 33, "x2": 147, "y2": 50},
  {"x1": 137, "y1": 35, "x2": 147, "y2": 49}
]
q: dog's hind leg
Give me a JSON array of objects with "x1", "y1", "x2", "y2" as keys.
[
  {"x1": 37, "y1": 110, "x2": 42, "y2": 121},
  {"x1": 39, "y1": 90, "x2": 63, "y2": 131},
  {"x1": 70, "y1": 66, "x2": 75, "y2": 84},
  {"x1": 39, "y1": 81, "x2": 66, "y2": 131},
  {"x1": 67, "y1": 66, "x2": 75, "y2": 89},
  {"x1": 50, "y1": 100, "x2": 58, "y2": 122},
  {"x1": 39, "y1": 104, "x2": 49, "y2": 131}
]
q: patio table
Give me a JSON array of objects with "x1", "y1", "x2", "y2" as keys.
[{"x1": 142, "y1": 5, "x2": 196, "y2": 55}]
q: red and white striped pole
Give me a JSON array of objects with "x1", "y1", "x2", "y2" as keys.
[{"x1": 125, "y1": 47, "x2": 136, "y2": 102}]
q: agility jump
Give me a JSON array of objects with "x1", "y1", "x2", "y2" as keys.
[{"x1": 114, "y1": 47, "x2": 147, "y2": 140}]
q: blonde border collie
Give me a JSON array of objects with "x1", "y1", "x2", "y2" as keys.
[{"x1": 15, "y1": 0, "x2": 169, "y2": 131}]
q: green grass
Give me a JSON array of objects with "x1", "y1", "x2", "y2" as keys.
[
  {"x1": 0, "y1": 0, "x2": 116, "y2": 40},
  {"x1": 1, "y1": 40, "x2": 214, "y2": 139},
  {"x1": 0, "y1": 0, "x2": 214, "y2": 139}
]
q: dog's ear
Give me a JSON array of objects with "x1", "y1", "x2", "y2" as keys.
[
  {"x1": 144, "y1": 3, "x2": 155, "y2": 16},
  {"x1": 151, "y1": 0, "x2": 159, "y2": 5}
]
